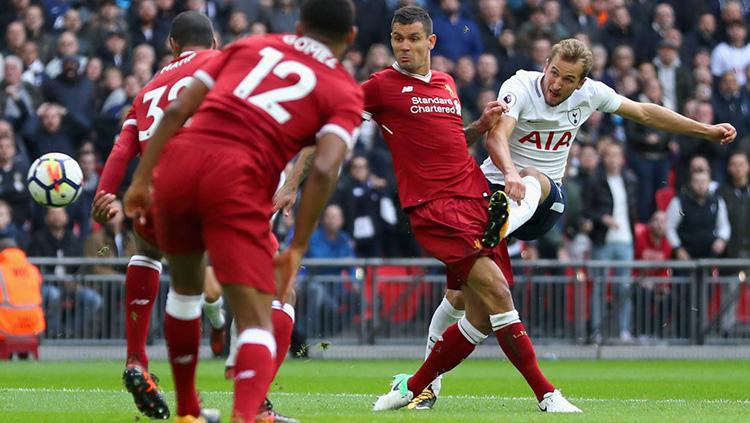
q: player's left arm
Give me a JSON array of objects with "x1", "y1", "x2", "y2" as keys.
[
  {"x1": 273, "y1": 146, "x2": 316, "y2": 215},
  {"x1": 123, "y1": 79, "x2": 209, "y2": 219},
  {"x1": 465, "y1": 100, "x2": 509, "y2": 146},
  {"x1": 614, "y1": 96, "x2": 737, "y2": 144}
]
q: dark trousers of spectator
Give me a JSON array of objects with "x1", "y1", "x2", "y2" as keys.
[{"x1": 627, "y1": 151, "x2": 669, "y2": 222}]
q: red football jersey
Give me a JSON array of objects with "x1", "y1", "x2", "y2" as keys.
[
  {"x1": 182, "y1": 34, "x2": 362, "y2": 184},
  {"x1": 362, "y1": 65, "x2": 489, "y2": 209},
  {"x1": 98, "y1": 49, "x2": 220, "y2": 194}
]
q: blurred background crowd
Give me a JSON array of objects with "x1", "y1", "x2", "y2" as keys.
[{"x1": 1, "y1": 0, "x2": 750, "y2": 341}]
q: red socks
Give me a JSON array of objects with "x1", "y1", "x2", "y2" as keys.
[
  {"x1": 164, "y1": 290, "x2": 203, "y2": 417},
  {"x1": 124, "y1": 256, "x2": 162, "y2": 368},
  {"x1": 271, "y1": 301, "x2": 294, "y2": 378},
  {"x1": 492, "y1": 310, "x2": 554, "y2": 401},
  {"x1": 407, "y1": 318, "x2": 485, "y2": 395},
  {"x1": 233, "y1": 328, "x2": 276, "y2": 422}
]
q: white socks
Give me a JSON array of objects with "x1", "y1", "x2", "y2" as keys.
[
  {"x1": 457, "y1": 315, "x2": 489, "y2": 345},
  {"x1": 425, "y1": 296, "x2": 465, "y2": 395},
  {"x1": 202, "y1": 296, "x2": 225, "y2": 329},
  {"x1": 489, "y1": 309, "x2": 521, "y2": 332},
  {"x1": 505, "y1": 176, "x2": 542, "y2": 236},
  {"x1": 165, "y1": 289, "x2": 202, "y2": 320}
]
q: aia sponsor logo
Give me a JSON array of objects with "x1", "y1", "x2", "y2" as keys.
[{"x1": 518, "y1": 131, "x2": 572, "y2": 151}]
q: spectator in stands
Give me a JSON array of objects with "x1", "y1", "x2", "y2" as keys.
[
  {"x1": 560, "y1": 0, "x2": 598, "y2": 35},
  {"x1": 712, "y1": 71, "x2": 750, "y2": 144},
  {"x1": 675, "y1": 103, "x2": 724, "y2": 186},
  {"x1": 1, "y1": 55, "x2": 40, "y2": 130},
  {"x1": 475, "y1": 0, "x2": 511, "y2": 57},
  {"x1": 684, "y1": 12, "x2": 718, "y2": 58},
  {"x1": 42, "y1": 55, "x2": 95, "y2": 132},
  {"x1": 633, "y1": 210, "x2": 673, "y2": 341},
  {"x1": 472, "y1": 52, "x2": 501, "y2": 95},
  {"x1": 516, "y1": 7, "x2": 560, "y2": 51},
  {"x1": 544, "y1": 0, "x2": 570, "y2": 40},
  {"x1": 22, "y1": 4, "x2": 54, "y2": 62},
  {"x1": 85, "y1": 0, "x2": 128, "y2": 53},
  {"x1": 22, "y1": 102, "x2": 81, "y2": 159},
  {"x1": 20, "y1": 41, "x2": 45, "y2": 88},
  {"x1": 301, "y1": 204, "x2": 356, "y2": 337},
  {"x1": 83, "y1": 199, "x2": 136, "y2": 274},
  {"x1": 2, "y1": 22, "x2": 26, "y2": 57},
  {"x1": 61, "y1": 9, "x2": 92, "y2": 57},
  {"x1": 0, "y1": 200, "x2": 26, "y2": 249},
  {"x1": 667, "y1": 171, "x2": 731, "y2": 260},
  {"x1": 223, "y1": 9, "x2": 251, "y2": 45},
  {"x1": 599, "y1": 5, "x2": 636, "y2": 54},
  {"x1": 654, "y1": 39, "x2": 693, "y2": 112},
  {"x1": 711, "y1": 20, "x2": 750, "y2": 86},
  {"x1": 334, "y1": 155, "x2": 387, "y2": 258},
  {"x1": 626, "y1": 78, "x2": 671, "y2": 221},
  {"x1": 607, "y1": 44, "x2": 637, "y2": 83},
  {"x1": 431, "y1": 0, "x2": 484, "y2": 62},
  {"x1": 528, "y1": 36, "x2": 551, "y2": 72},
  {"x1": 352, "y1": 0, "x2": 390, "y2": 56},
  {"x1": 131, "y1": 0, "x2": 170, "y2": 58},
  {"x1": 0, "y1": 133, "x2": 30, "y2": 226},
  {"x1": 636, "y1": 2, "x2": 676, "y2": 63},
  {"x1": 268, "y1": 0, "x2": 300, "y2": 34},
  {"x1": 496, "y1": 28, "x2": 527, "y2": 80},
  {"x1": 589, "y1": 44, "x2": 614, "y2": 88},
  {"x1": 585, "y1": 142, "x2": 638, "y2": 343},
  {"x1": 99, "y1": 29, "x2": 131, "y2": 76},
  {"x1": 45, "y1": 31, "x2": 87, "y2": 79},
  {"x1": 28, "y1": 207, "x2": 102, "y2": 338},
  {"x1": 100, "y1": 67, "x2": 126, "y2": 116}
]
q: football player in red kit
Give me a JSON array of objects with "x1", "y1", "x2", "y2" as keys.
[
  {"x1": 90, "y1": 11, "x2": 226, "y2": 420},
  {"x1": 368, "y1": 6, "x2": 581, "y2": 414},
  {"x1": 123, "y1": 0, "x2": 363, "y2": 421}
]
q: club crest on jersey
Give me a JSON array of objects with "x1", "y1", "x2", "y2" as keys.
[
  {"x1": 567, "y1": 108, "x2": 581, "y2": 125},
  {"x1": 444, "y1": 84, "x2": 457, "y2": 99}
]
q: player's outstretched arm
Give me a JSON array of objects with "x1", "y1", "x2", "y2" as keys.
[
  {"x1": 273, "y1": 146, "x2": 316, "y2": 216},
  {"x1": 274, "y1": 135, "x2": 348, "y2": 300},
  {"x1": 614, "y1": 96, "x2": 737, "y2": 144},
  {"x1": 93, "y1": 114, "x2": 140, "y2": 224},
  {"x1": 465, "y1": 100, "x2": 509, "y2": 146},
  {"x1": 486, "y1": 114, "x2": 525, "y2": 203},
  {"x1": 124, "y1": 79, "x2": 209, "y2": 220}
]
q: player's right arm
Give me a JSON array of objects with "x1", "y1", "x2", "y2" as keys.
[
  {"x1": 123, "y1": 78, "x2": 209, "y2": 220},
  {"x1": 93, "y1": 108, "x2": 140, "y2": 224},
  {"x1": 486, "y1": 115, "x2": 525, "y2": 203},
  {"x1": 614, "y1": 96, "x2": 737, "y2": 144}
]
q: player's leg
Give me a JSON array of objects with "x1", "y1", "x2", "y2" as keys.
[
  {"x1": 122, "y1": 233, "x2": 170, "y2": 420},
  {"x1": 163, "y1": 252, "x2": 220, "y2": 422},
  {"x1": 483, "y1": 167, "x2": 550, "y2": 247},
  {"x1": 408, "y1": 288, "x2": 464, "y2": 410},
  {"x1": 202, "y1": 266, "x2": 227, "y2": 356},
  {"x1": 221, "y1": 283, "x2": 276, "y2": 423}
]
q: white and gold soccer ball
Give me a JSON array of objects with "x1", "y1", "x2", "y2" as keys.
[{"x1": 27, "y1": 152, "x2": 83, "y2": 208}]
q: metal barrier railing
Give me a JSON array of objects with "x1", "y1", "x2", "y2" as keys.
[{"x1": 27, "y1": 257, "x2": 750, "y2": 345}]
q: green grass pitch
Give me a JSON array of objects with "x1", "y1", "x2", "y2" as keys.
[{"x1": 1, "y1": 358, "x2": 749, "y2": 422}]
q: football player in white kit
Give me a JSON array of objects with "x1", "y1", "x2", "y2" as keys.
[{"x1": 410, "y1": 38, "x2": 737, "y2": 411}]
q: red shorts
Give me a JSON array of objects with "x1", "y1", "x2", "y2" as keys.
[
  {"x1": 407, "y1": 197, "x2": 513, "y2": 290},
  {"x1": 151, "y1": 140, "x2": 276, "y2": 295}
]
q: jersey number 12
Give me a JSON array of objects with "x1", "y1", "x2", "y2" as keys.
[{"x1": 233, "y1": 46, "x2": 317, "y2": 124}]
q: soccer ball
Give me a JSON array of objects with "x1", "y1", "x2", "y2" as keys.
[{"x1": 27, "y1": 152, "x2": 83, "y2": 208}]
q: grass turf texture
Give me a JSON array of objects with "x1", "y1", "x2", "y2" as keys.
[{"x1": 1, "y1": 359, "x2": 749, "y2": 422}]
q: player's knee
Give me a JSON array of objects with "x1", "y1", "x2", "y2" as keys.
[{"x1": 445, "y1": 289, "x2": 464, "y2": 310}]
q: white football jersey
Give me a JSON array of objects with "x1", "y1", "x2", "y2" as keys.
[{"x1": 481, "y1": 70, "x2": 622, "y2": 185}]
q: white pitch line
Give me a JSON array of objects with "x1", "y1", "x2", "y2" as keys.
[{"x1": 1, "y1": 388, "x2": 749, "y2": 405}]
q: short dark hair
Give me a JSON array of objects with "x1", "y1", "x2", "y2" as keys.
[
  {"x1": 392, "y1": 6, "x2": 433, "y2": 35},
  {"x1": 300, "y1": 0, "x2": 355, "y2": 41},
  {"x1": 170, "y1": 11, "x2": 214, "y2": 48}
]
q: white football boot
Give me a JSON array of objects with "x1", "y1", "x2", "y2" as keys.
[
  {"x1": 538, "y1": 389, "x2": 582, "y2": 413},
  {"x1": 372, "y1": 374, "x2": 414, "y2": 411}
]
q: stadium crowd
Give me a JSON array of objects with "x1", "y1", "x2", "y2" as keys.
[{"x1": 0, "y1": 0, "x2": 749, "y2": 341}]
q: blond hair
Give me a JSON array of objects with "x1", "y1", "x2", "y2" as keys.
[{"x1": 549, "y1": 38, "x2": 593, "y2": 79}]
